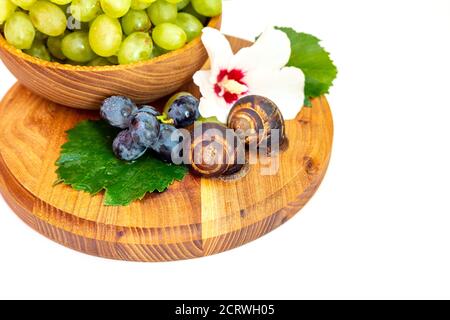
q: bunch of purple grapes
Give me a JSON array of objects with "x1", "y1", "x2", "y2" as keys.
[{"x1": 100, "y1": 93, "x2": 200, "y2": 162}]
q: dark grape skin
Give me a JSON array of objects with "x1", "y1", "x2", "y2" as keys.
[
  {"x1": 167, "y1": 95, "x2": 200, "y2": 128},
  {"x1": 129, "y1": 111, "x2": 161, "y2": 147},
  {"x1": 113, "y1": 130, "x2": 147, "y2": 161},
  {"x1": 100, "y1": 96, "x2": 138, "y2": 129},
  {"x1": 139, "y1": 105, "x2": 161, "y2": 117},
  {"x1": 151, "y1": 124, "x2": 187, "y2": 163}
]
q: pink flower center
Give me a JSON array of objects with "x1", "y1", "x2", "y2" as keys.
[{"x1": 214, "y1": 69, "x2": 248, "y2": 104}]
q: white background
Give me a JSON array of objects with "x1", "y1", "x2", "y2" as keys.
[{"x1": 1, "y1": 0, "x2": 450, "y2": 300}]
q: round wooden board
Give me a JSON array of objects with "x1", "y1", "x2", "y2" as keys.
[{"x1": 0, "y1": 37, "x2": 333, "y2": 262}]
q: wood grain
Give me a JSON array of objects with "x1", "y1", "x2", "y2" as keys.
[
  {"x1": 0, "y1": 16, "x2": 221, "y2": 110},
  {"x1": 0, "y1": 37, "x2": 334, "y2": 262}
]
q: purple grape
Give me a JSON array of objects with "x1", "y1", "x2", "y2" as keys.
[
  {"x1": 167, "y1": 95, "x2": 200, "y2": 128},
  {"x1": 113, "y1": 130, "x2": 147, "y2": 161},
  {"x1": 139, "y1": 105, "x2": 161, "y2": 117},
  {"x1": 129, "y1": 111, "x2": 160, "y2": 147},
  {"x1": 101, "y1": 96, "x2": 138, "y2": 129},
  {"x1": 151, "y1": 124, "x2": 187, "y2": 163}
]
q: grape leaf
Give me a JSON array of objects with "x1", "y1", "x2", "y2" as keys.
[
  {"x1": 55, "y1": 120, "x2": 188, "y2": 206},
  {"x1": 277, "y1": 27, "x2": 338, "y2": 103}
]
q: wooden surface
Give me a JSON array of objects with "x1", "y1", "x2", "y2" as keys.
[
  {"x1": 0, "y1": 16, "x2": 221, "y2": 110},
  {"x1": 0, "y1": 37, "x2": 334, "y2": 262}
]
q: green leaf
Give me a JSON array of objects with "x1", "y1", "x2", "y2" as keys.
[
  {"x1": 304, "y1": 97, "x2": 312, "y2": 108},
  {"x1": 276, "y1": 27, "x2": 338, "y2": 99},
  {"x1": 55, "y1": 120, "x2": 188, "y2": 206}
]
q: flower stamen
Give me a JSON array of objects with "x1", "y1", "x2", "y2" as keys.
[{"x1": 214, "y1": 69, "x2": 248, "y2": 104}]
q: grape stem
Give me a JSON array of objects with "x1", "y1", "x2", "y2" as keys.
[{"x1": 157, "y1": 115, "x2": 175, "y2": 125}]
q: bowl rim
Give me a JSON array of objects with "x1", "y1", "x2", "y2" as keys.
[{"x1": 0, "y1": 15, "x2": 221, "y2": 72}]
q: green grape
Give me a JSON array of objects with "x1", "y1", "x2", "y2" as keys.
[
  {"x1": 4, "y1": 12, "x2": 35, "y2": 49},
  {"x1": 106, "y1": 55, "x2": 118, "y2": 64},
  {"x1": 165, "y1": 0, "x2": 182, "y2": 3},
  {"x1": 70, "y1": 0, "x2": 101, "y2": 22},
  {"x1": 152, "y1": 22, "x2": 186, "y2": 51},
  {"x1": 147, "y1": 0, "x2": 177, "y2": 25},
  {"x1": 62, "y1": 31, "x2": 97, "y2": 62},
  {"x1": 87, "y1": 56, "x2": 111, "y2": 66},
  {"x1": 117, "y1": 31, "x2": 152, "y2": 64},
  {"x1": 66, "y1": 59, "x2": 86, "y2": 65},
  {"x1": 10, "y1": 0, "x2": 36, "y2": 10},
  {"x1": 121, "y1": 9, "x2": 151, "y2": 35},
  {"x1": 191, "y1": 0, "x2": 220, "y2": 17},
  {"x1": 47, "y1": 34, "x2": 66, "y2": 60},
  {"x1": 176, "y1": 0, "x2": 189, "y2": 11},
  {"x1": 89, "y1": 14, "x2": 122, "y2": 57},
  {"x1": 150, "y1": 44, "x2": 166, "y2": 57},
  {"x1": 130, "y1": 0, "x2": 154, "y2": 10},
  {"x1": 100, "y1": 0, "x2": 131, "y2": 19},
  {"x1": 29, "y1": 1, "x2": 67, "y2": 36},
  {"x1": 182, "y1": 3, "x2": 206, "y2": 24},
  {"x1": 24, "y1": 38, "x2": 51, "y2": 61},
  {"x1": 35, "y1": 30, "x2": 49, "y2": 40},
  {"x1": 0, "y1": 0, "x2": 17, "y2": 24},
  {"x1": 50, "y1": 0, "x2": 71, "y2": 4},
  {"x1": 175, "y1": 12, "x2": 202, "y2": 42}
]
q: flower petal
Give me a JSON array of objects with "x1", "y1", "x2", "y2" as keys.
[
  {"x1": 232, "y1": 27, "x2": 291, "y2": 73},
  {"x1": 246, "y1": 66, "x2": 305, "y2": 120},
  {"x1": 201, "y1": 27, "x2": 234, "y2": 74},
  {"x1": 193, "y1": 70, "x2": 214, "y2": 99},
  {"x1": 198, "y1": 96, "x2": 230, "y2": 123}
]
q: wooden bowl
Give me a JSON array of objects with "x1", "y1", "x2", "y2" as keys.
[{"x1": 0, "y1": 16, "x2": 221, "y2": 110}]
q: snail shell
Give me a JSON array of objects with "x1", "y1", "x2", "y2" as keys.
[
  {"x1": 227, "y1": 95, "x2": 285, "y2": 149},
  {"x1": 189, "y1": 123, "x2": 244, "y2": 178}
]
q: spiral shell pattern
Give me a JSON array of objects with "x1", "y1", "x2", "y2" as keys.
[
  {"x1": 227, "y1": 95, "x2": 286, "y2": 148},
  {"x1": 189, "y1": 123, "x2": 244, "y2": 178}
]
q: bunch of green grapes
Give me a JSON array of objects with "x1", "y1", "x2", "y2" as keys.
[{"x1": 0, "y1": 0, "x2": 221, "y2": 65}]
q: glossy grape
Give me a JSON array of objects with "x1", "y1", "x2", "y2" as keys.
[
  {"x1": 164, "y1": 91, "x2": 192, "y2": 113},
  {"x1": 147, "y1": 0, "x2": 177, "y2": 25},
  {"x1": 121, "y1": 9, "x2": 151, "y2": 35},
  {"x1": 118, "y1": 32, "x2": 153, "y2": 64},
  {"x1": 24, "y1": 38, "x2": 52, "y2": 61},
  {"x1": 166, "y1": 94, "x2": 200, "y2": 127},
  {"x1": 47, "y1": 35, "x2": 67, "y2": 60},
  {"x1": 129, "y1": 111, "x2": 160, "y2": 147},
  {"x1": 101, "y1": 96, "x2": 138, "y2": 128},
  {"x1": 70, "y1": 0, "x2": 101, "y2": 22},
  {"x1": 62, "y1": 31, "x2": 97, "y2": 62},
  {"x1": 191, "y1": 0, "x2": 221, "y2": 17},
  {"x1": 100, "y1": 0, "x2": 131, "y2": 19},
  {"x1": 0, "y1": 0, "x2": 17, "y2": 24},
  {"x1": 4, "y1": 12, "x2": 35, "y2": 49},
  {"x1": 152, "y1": 22, "x2": 186, "y2": 51},
  {"x1": 175, "y1": 0, "x2": 189, "y2": 10},
  {"x1": 29, "y1": 1, "x2": 67, "y2": 36},
  {"x1": 89, "y1": 14, "x2": 123, "y2": 57},
  {"x1": 150, "y1": 124, "x2": 186, "y2": 163},
  {"x1": 113, "y1": 130, "x2": 147, "y2": 161},
  {"x1": 139, "y1": 105, "x2": 160, "y2": 117},
  {"x1": 130, "y1": 0, "x2": 155, "y2": 10},
  {"x1": 175, "y1": 12, "x2": 202, "y2": 42},
  {"x1": 182, "y1": 2, "x2": 207, "y2": 25}
]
